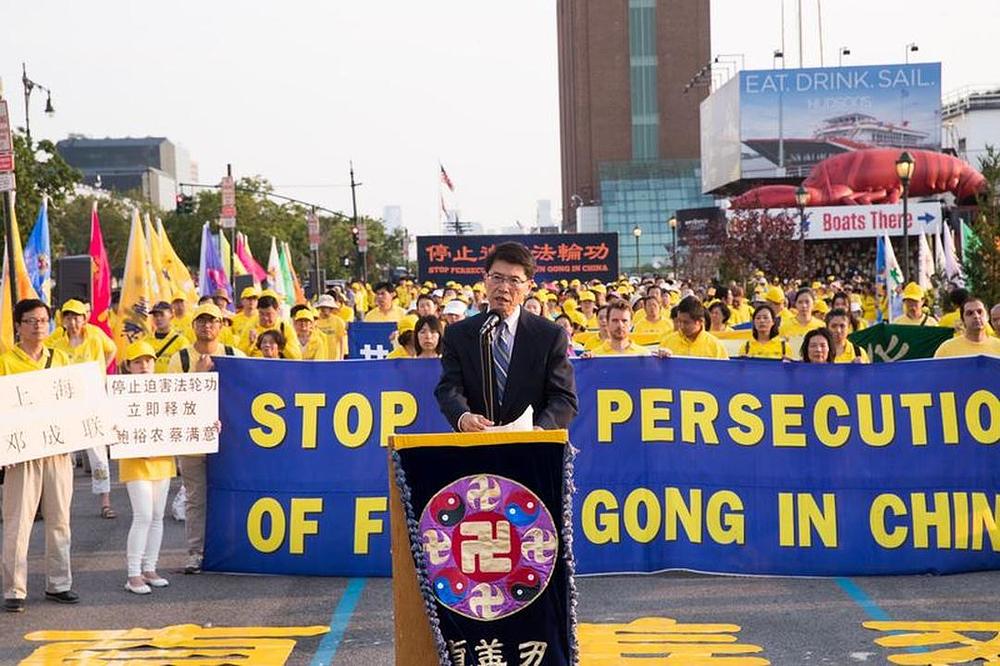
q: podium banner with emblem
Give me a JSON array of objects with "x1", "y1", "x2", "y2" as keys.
[{"x1": 391, "y1": 432, "x2": 576, "y2": 666}]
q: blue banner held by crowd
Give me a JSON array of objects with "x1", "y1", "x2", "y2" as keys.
[
  {"x1": 205, "y1": 355, "x2": 1000, "y2": 578},
  {"x1": 346, "y1": 322, "x2": 395, "y2": 359}
]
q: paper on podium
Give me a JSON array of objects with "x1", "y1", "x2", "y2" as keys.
[{"x1": 485, "y1": 405, "x2": 533, "y2": 432}]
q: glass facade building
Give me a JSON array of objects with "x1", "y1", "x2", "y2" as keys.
[{"x1": 599, "y1": 159, "x2": 715, "y2": 272}]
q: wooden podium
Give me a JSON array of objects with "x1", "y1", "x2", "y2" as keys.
[{"x1": 388, "y1": 430, "x2": 570, "y2": 666}]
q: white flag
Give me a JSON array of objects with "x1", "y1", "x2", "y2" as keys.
[
  {"x1": 883, "y1": 233, "x2": 904, "y2": 320},
  {"x1": 942, "y1": 224, "x2": 965, "y2": 287},
  {"x1": 917, "y1": 233, "x2": 934, "y2": 290},
  {"x1": 266, "y1": 236, "x2": 286, "y2": 300},
  {"x1": 934, "y1": 226, "x2": 947, "y2": 276}
]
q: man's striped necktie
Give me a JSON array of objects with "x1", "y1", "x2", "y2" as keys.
[{"x1": 493, "y1": 321, "x2": 510, "y2": 403}]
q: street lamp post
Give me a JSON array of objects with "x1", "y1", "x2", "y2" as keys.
[
  {"x1": 632, "y1": 225, "x2": 642, "y2": 275},
  {"x1": 905, "y1": 43, "x2": 919, "y2": 64},
  {"x1": 668, "y1": 215, "x2": 678, "y2": 278},
  {"x1": 795, "y1": 185, "x2": 810, "y2": 278},
  {"x1": 838, "y1": 47, "x2": 851, "y2": 67},
  {"x1": 895, "y1": 151, "x2": 915, "y2": 283},
  {"x1": 21, "y1": 63, "x2": 55, "y2": 143}
]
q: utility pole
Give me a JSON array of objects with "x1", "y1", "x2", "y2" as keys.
[
  {"x1": 0, "y1": 81, "x2": 19, "y2": 324},
  {"x1": 349, "y1": 162, "x2": 366, "y2": 283}
]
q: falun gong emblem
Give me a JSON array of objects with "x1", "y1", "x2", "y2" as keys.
[{"x1": 419, "y1": 473, "x2": 558, "y2": 621}]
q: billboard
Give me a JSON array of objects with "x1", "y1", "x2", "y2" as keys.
[
  {"x1": 702, "y1": 63, "x2": 942, "y2": 192},
  {"x1": 676, "y1": 207, "x2": 726, "y2": 248},
  {"x1": 417, "y1": 233, "x2": 619, "y2": 284}
]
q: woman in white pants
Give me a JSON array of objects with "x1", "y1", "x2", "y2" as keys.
[{"x1": 119, "y1": 342, "x2": 175, "y2": 594}]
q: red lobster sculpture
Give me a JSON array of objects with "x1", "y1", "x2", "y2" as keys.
[{"x1": 730, "y1": 148, "x2": 986, "y2": 208}]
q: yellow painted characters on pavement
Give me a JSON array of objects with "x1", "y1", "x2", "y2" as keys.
[{"x1": 21, "y1": 624, "x2": 328, "y2": 665}]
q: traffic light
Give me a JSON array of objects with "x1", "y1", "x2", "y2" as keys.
[
  {"x1": 175, "y1": 194, "x2": 194, "y2": 214},
  {"x1": 351, "y1": 225, "x2": 360, "y2": 246}
]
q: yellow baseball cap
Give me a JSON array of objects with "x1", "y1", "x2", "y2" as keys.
[
  {"x1": 192, "y1": 303, "x2": 224, "y2": 321},
  {"x1": 60, "y1": 299, "x2": 87, "y2": 316},
  {"x1": 902, "y1": 282, "x2": 924, "y2": 301},
  {"x1": 813, "y1": 299, "x2": 830, "y2": 315},
  {"x1": 766, "y1": 285, "x2": 785, "y2": 304},
  {"x1": 293, "y1": 308, "x2": 316, "y2": 322},
  {"x1": 578, "y1": 290, "x2": 596, "y2": 302},
  {"x1": 241, "y1": 286, "x2": 261, "y2": 300},
  {"x1": 590, "y1": 283, "x2": 607, "y2": 295},
  {"x1": 398, "y1": 314, "x2": 418, "y2": 333},
  {"x1": 125, "y1": 340, "x2": 156, "y2": 362}
]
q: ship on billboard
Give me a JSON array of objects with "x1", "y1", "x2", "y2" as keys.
[{"x1": 701, "y1": 62, "x2": 942, "y2": 193}]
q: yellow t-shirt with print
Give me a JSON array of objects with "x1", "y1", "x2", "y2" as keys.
[
  {"x1": 659, "y1": 330, "x2": 729, "y2": 359},
  {"x1": 589, "y1": 340, "x2": 651, "y2": 356},
  {"x1": 739, "y1": 337, "x2": 788, "y2": 360}
]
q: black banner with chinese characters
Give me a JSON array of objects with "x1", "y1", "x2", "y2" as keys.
[
  {"x1": 392, "y1": 432, "x2": 575, "y2": 666},
  {"x1": 417, "y1": 234, "x2": 618, "y2": 285}
]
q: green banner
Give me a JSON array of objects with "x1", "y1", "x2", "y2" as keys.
[{"x1": 848, "y1": 323, "x2": 954, "y2": 362}]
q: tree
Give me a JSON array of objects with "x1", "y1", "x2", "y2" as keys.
[
  {"x1": 962, "y1": 145, "x2": 1000, "y2": 307},
  {"x1": 10, "y1": 131, "x2": 81, "y2": 237},
  {"x1": 719, "y1": 209, "x2": 800, "y2": 284}
]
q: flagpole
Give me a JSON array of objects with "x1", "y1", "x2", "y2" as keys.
[
  {"x1": 2, "y1": 189, "x2": 16, "y2": 320},
  {"x1": 228, "y1": 163, "x2": 236, "y2": 302}
]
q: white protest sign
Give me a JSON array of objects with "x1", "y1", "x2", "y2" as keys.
[
  {"x1": 730, "y1": 201, "x2": 942, "y2": 241},
  {"x1": 106, "y1": 372, "x2": 220, "y2": 459},
  {"x1": 0, "y1": 362, "x2": 114, "y2": 466}
]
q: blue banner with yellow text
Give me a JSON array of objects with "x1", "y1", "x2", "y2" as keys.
[{"x1": 205, "y1": 356, "x2": 1000, "y2": 577}]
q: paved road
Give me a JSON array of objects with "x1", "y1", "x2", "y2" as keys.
[{"x1": 3, "y1": 473, "x2": 999, "y2": 664}]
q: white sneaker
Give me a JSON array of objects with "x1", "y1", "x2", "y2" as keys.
[{"x1": 125, "y1": 581, "x2": 151, "y2": 595}]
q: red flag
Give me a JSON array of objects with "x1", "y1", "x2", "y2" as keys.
[
  {"x1": 88, "y1": 202, "x2": 113, "y2": 337},
  {"x1": 440, "y1": 164, "x2": 454, "y2": 192}
]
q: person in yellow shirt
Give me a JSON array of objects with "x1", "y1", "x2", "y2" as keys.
[
  {"x1": 584, "y1": 300, "x2": 650, "y2": 356},
  {"x1": 826, "y1": 308, "x2": 870, "y2": 364},
  {"x1": 893, "y1": 282, "x2": 939, "y2": 326},
  {"x1": 118, "y1": 341, "x2": 176, "y2": 595},
  {"x1": 238, "y1": 294, "x2": 302, "y2": 359},
  {"x1": 659, "y1": 297, "x2": 729, "y2": 359},
  {"x1": 149, "y1": 301, "x2": 191, "y2": 373},
  {"x1": 290, "y1": 306, "x2": 330, "y2": 360},
  {"x1": 230, "y1": 286, "x2": 260, "y2": 340},
  {"x1": 633, "y1": 286, "x2": 673, "y2": 336},
  {"x1": 934, "y1": 297, "x2": 1000, "y2": 358},
  {"x1": 166, "y1": 303, "x2": 245, "y2": 574},
  {"x1": 364, "y1": 282, "x2": 406, "y2": 322},
  {"x1": 314, "y1": 294, "x2": 346, "y2": 359},
  {"x1": 578, "y1": 290, "x2": 599, "y2": 329},
  {"x1": 707, "y1": 301, "x2": 733, "y2": 334},
  {"x1": 728, "y1": 286, "x2": 753, "y2": 325},
  {"x1": 738, "y1": 305, "x2": 791, "y2": 360},
  {"x1": 583, "y1": 305, "x2": 611, "y2": 351},
  {"x1": 172, "y1": 295, "x2": 194, "y2": 343},
  {"x1": 2, "y1": 299, "x2": 78, "y2": 612},
  {"x1": 779, "y1": 288, "x2": 826, "y2": 338},
  {"x1": 386, "y1": 314, "x2": 418, "y2": 359},
  {"x1": 764, "y1": 285, "x2": 789, "y2": 325},
  {"x1": 414, "y1": 315, "x2": 444, "y2": 359},
  {"x1": 45, "y1": 299, "x2": 118, "y2": 519}
]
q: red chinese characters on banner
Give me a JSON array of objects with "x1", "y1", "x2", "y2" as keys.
[{"x1": 417, "y1": 234, "x2": 618, "y2": 284}]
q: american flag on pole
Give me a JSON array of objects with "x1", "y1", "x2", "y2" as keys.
[{"x1": 440, "y1": 164, "x2": 454, "y2": 192}]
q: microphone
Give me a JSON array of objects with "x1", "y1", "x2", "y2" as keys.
[{"x1": 479, "y1": 309, "x2": 503, "y2": 337}]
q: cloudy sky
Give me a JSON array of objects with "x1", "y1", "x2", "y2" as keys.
[{"x1": 3, "y1": 1, "x2": 998, "y2": 235}]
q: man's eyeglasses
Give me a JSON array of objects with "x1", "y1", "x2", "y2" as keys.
[
  {"x1": 486, "y1": 272, "x2": 527, "y2": 287},
  {"x1": 20, "y1": 318, "x2": 50, "y2": 327}
]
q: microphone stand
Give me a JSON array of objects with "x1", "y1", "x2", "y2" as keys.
[{"x1": 479, "y1": 313, "x2": 501, "y2": 424}]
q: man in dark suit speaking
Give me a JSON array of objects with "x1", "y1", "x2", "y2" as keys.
[{"x1": 435, "y1": 242, "x2": 578, "y2": 432}]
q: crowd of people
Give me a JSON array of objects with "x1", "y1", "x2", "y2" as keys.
[{"x1": 2, "y1": 256, "x2": 1000, "y2": 612}]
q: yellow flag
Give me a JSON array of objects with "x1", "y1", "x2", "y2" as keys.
[
  {"x1": 219, "y1": 230, "x2": 248, "y2": 278},
  {"x1": 157, "y1": 218, "x2": 198, "y2": 303},
  {"x1": 145, "y1": 213, "x2": 172, "y2": 301},
  {"x1": 114, "y1": 209, "x2": 154, "y2": 357},
  {"x1": 0, "y1": 201, "x2": 41, "y2": 353}
]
